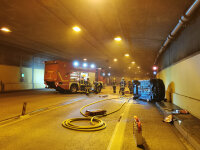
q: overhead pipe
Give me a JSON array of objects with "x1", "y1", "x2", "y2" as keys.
[{"x1": 154, "y1": 0, "x2": 200, "y2": 64}]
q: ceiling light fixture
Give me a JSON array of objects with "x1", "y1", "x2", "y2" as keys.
[
  {"x1": 114, "y1": 36, "x2": 121, "y2": 41},
  {"x1": 72, "y1": 26, "x2": 81, "y2": 32},
  {"x1": 114, "y1": 58, "x2": 118, "y2": 62},
  {"x1": 131, "y1": 61, "x2": 135, "y2": 64},
  {"x1": 124, "y1": 53, "x2": 129, "y2": 57},
  {"x1": 0, "y1": 27, "x2": 11, "y2": 32},
  {"x1": 83, "y1": 58, "x2": 87, "y2": 61}
]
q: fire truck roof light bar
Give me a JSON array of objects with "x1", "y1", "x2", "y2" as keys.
[
  {"x1": 73, "y1": 60, "x2": 96, "y2": 69},
  {"x1": 83, "y1": 63, "x2": 88, "y2": 68},
  {"x1": 73, "y1": 61, "x2": 79, "y2": 67},
  {"x1": 90, "y1": 64, "x2": 96, "y2": 69}
]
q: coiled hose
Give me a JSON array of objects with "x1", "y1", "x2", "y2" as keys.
[{"x1": 62, "y1": 97, "x2": 127, "y2": 131}]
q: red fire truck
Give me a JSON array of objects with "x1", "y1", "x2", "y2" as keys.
[{"x1": 44, "y1": 60, "x2": 106, "y2": 93}]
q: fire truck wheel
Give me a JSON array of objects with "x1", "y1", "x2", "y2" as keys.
[{"x1": 70, "y1": 85, "x2": 78, "y2": 94}]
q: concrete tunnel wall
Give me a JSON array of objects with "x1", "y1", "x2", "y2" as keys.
[
  {"x1": 0, "y1": 43, "x2": 55, "y2": 92},
  {"x1": 157, "y1": 11, "x2": 200, "y2": 119}
]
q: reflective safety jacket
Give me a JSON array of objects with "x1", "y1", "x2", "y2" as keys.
[
  {"x1": 80, "y1": 79, "x2": 85, "y2": 85},
  {"x1": 120, "y1": 80, "x2": 126, "y2": 88}
]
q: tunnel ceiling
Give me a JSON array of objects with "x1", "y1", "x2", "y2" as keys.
[{"x1": 0, "y1": 0, "x2": 193, "y2": 77}]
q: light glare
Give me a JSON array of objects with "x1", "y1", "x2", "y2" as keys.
[
  {"x1": 83, "y1": 63, "x2": 88, "y2": 68},
  {"x1": 114, "y1": 58, "x2": 118, "y2": 62},
  {"x1": 73, "y1": 26, "x2": 81, "y2": 32},
  {"x1": 114, "y1": 36, "x2": 121, "y2": 41},
  {"x1": 0, "y1": 27, "x2": 11, "y2": 32},
  {"x1": 153, "y1": 71, "x2": 157, "y2": 75},
  {"x1": 73, "y1": 61, "x2": 79, "y2": 67},
  {"x1": 90, "y1": 64, "x2": 95, "y2": 69},
  {"x1": 125, "y1": 53, "x2": 129, "y2": 57},
  {"x1": 152, "y1": 65, "x2": 158, "y2": 71}
]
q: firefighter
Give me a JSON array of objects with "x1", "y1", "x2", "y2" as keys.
[
  {"x1": 93, "y1": 81, "x2": 101, "y2": 94},
  {"x1": 80, "y1": 77, "x2": 85, "y2": 91},
  {"x1": 119, "y1": 77, "x2": 126, "y2": 95},
  {"x1": 128, "y1": 80, "x2": 133, "y2": 94},
  {"x1": 85, "y1": 77, "x2": 91, "y2": 95},
  {"x1": 112, "y1": 78, "x2": 117, "y2": 93}
]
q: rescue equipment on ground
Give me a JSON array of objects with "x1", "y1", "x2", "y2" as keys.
[
  {"x1": 179, "y1": 109, "x2": 189, "y2": 114},
  {"x1": 85, "y1": 109, "x2": 107, "y2": 116},
  {"x1": 171, "y1": 109, "x2": 189, "y2": 114},
  {"x1": 133, "y1": 116, "x2": 143, "y2": 146},
  {"x1": 62, "y1": 97, "x2": 127, "y2": 131},
  {"x1": 99, "y1": 95, "x2": 108, "y2": 98},
  {"x1": 163, "y1": 109, "x2": 189, "y2": 123},
  {"x1": 163, "y1": 114, "x2": 173, "y2": 123}
]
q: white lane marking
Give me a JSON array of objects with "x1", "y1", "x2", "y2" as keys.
[{"x1": 107, "y1": 102, "x2": 132, "y2": 150}]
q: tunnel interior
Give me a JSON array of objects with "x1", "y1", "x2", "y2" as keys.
[{"x1": 0, "y1": 0, "x2": 200, "y2": 150}]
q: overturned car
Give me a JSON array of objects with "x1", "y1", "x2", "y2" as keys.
[{"x1": 133, "y1": 79, "x2": 165, "y2": 102}]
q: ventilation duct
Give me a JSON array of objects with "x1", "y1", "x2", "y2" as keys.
[{"x1": 154, "y1": 0, "x2": 200, "y2": 64}]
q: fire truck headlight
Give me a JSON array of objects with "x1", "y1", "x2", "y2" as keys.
[
  {"x1": 90, "y1": 64, "x2": 95, "y2": 69},
  {"x1": 83, "y1": 63, "x2": 88, "y2": 68},
  {"x1": 73, "y1": 61, "x2": 79, "y2": 67},
  {"x1": 108, "y1": 73, "x2": 111, "y2": 76},
  {"x1": 102, "y1": 73, "x2": 105, "y2": 76}
]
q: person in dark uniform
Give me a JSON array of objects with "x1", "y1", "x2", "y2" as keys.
[
  {"x1": 119, "y1": 77, "x2": 126, "y2": 95},
  {"x1": 85, "y1": 77, "x2": 91, "y2": 95},
  {"x1": 80, "y1": 77, "x2": 85, "y2": 91},
  {"x1": 85, "y1": 78, "x2": 91, "y2": 87},
  {"x1": 128, "y1": 81, "x2": 133, "y2": 94},
  {"x1": 112, "y1": 78, "x2": 117, "y2": 93}
]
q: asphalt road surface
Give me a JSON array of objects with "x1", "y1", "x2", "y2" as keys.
[{"x1": 0, "y1": 87, "x2": 193, "y2": 150}]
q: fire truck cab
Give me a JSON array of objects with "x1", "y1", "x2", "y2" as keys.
[{"x1": 44, "y1": 60, "x2": 105, "y2": 93}]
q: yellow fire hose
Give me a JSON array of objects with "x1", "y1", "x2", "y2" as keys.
[{"x1": 62, "y1": 97, "x2": 128, "y2": 131}]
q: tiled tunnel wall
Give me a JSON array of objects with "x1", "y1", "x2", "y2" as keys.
[
  {"x1": 157, "y1": 10, "x2": 200, "y2": 119},
  {"x1": 0, "y1": 43, "x2": 56, "y2": 92}
]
